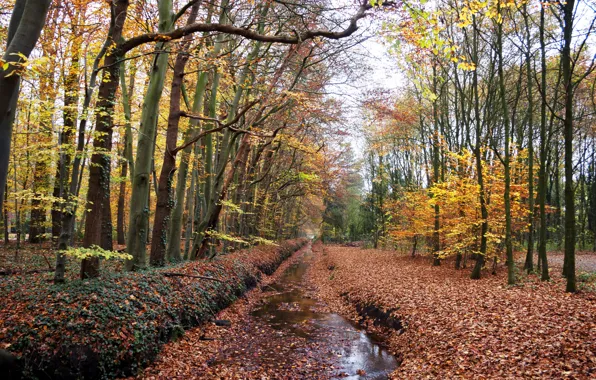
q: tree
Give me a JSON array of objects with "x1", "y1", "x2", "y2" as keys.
[{"x1": 0, "y1": 0, "x2": 51, "y2": 206}]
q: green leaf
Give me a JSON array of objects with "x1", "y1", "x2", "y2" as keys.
[{"x1": 61, "y1": 245, "x2": 133, "y2": 261}]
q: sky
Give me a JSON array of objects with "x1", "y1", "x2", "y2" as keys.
[{"x1": 326, "y1": 31, "x2": 404, "y2": 164}]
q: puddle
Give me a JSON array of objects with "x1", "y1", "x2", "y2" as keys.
[{"x1": 252, "y1": 251, "x2": 399, "y2": 379}]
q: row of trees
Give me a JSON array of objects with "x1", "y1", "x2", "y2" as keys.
[
  {"x1": 0, "y1": 0, "x2": 377, "y2": 281},
  {"x1": 356, "y1": 0, "x2": 595, "y2": 292}
]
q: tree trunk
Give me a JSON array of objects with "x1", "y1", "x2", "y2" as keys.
[
  {"x1": 150, "y1": 2, "x2": 200, "y2": 266},
  {"x1": 116, "y1": 151, "x2": 128, "y2": 246},
  {"x1": 166, "y1": 3, "x2": 217, "y2": 263},
  {"x1": 0, "y1": 0, "x2": 51, "y2": 207},
  {"x1": 561, "y1": 0, "x2": 576, "y2": 292},
  {"x1": 589, "y1": 140, "x2": 596, "y2": 252},
  {"x1": 116, "y1": 62, "x2": 136, "y2": 245},
  {"x1": 53, "y1": 29, "x2": 111, "y2": 283},
  {"x1": 470, "y1": 16, "x2": 488, "y2": 280},
  {"x1": 29, "y1": 20, "x2": 59, "y2": 244},
  {"x1": 523, "y1": 3, "x2": 534, "y2": 273},
  {"x1": 51, "y1": 14, "x2": 83, "y2": 243},
  {"x1": 126, "y1": 0, "x2": 173, "y2": 271},
  {"x1": 80, "y1": 0, "x2": 129, "y2": 280},
  {"x1": 537, "y1": 4, "x2": 550, "y2": 281},
  {"x1": 184, "y1": 152, "x2": 200, "y2": 259},
  {"x1": 29, "y1": 72, "x2": 56, "y2": 244},
  {"x1": 195, "y1": 134, "x2": 251, "y2": 259},
  {"x1": 496, "y1": 3, "x2": 515, "y2": 285},
  {"x1": 3, "y1": 183, "x2": 8, "y2": 244},
  {"x1": 431, "y1": 63, "x2": 441, "y2": 267}
]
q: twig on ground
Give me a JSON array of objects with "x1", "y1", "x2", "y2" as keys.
[{"x1": 162, "y1": 272, "x2": 224, "y2": 282}]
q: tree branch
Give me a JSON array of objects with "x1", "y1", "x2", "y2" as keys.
[
  {"x1": 173, "y1": 100, "x2": 259, "y2": 154},
  {"x1": 173, "y1": 0, "x2": 200, "y2": 23},
  {"x1": 162, "y1": 272, "x2": 224, "y2": 282},
  {"x1": 120, "y1": 1, "x2": 375, "y2": 53}
]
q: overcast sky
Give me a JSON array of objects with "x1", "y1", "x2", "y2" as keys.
[{"x1": 325, "y1": 32, "x2": 404, "y2": 164}]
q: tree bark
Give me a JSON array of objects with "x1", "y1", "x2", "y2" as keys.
[
  {"x1": 189, "y1": 6, "x2": 270, "y2": 258},
  {"x1": 166, "y1": 73, "x2": 208, "y2": 262},
  {"x1": 0, "y1": 0, "x2": 51, "y2": 207},
  {"x1": 126, "y1": 0, "x2": 173, "y2": 271},
  {"x1": 561, "y1": 0, "x2": 576, "y2": 292},
  {"x1": 3, "y1": 183, "x2": 8, "y2": 244},
  {"x1": 496, "y1": 2, "x2": 515, "y2": 285},
  {"x1": 431, "y1": 63, "x2": 441, "y2": 267},
  {"x1": 195, "y1": 134, "x2": 251, "y2": 259},
  {"x1": 116, "y1": 61, "x2": 136, "y2": 245},
  {"x1": 27, "y1": 8, "x2": 59, "y2": 245},
  {"x1": 537, "y1": 3, "x2": 550, "y2": 281},
  {"x1": 150, "y1": 2, "x2": 200, "y2": 266},
  {"x1": 470, "y1": 16, "x2": 488, "y2": 280},
  {"x1": 53, "y1": 10, "x2": 114, "y2": 283},
  {"x1": 523, "y1": 3, "x2": 535, "y2": 273},
  {"x1": 165, "y1": 3, "x2": 217, "y2": 263},
  {"x1": 80, "y1": 0, "x2": 129, "y2": 279}
]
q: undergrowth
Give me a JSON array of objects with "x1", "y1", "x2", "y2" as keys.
[{"x1": 0, "y1": 239, "x2": 307, "y2": 379}]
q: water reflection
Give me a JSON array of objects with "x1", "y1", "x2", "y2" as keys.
[{"x1": 251, "y1": 253, "x2": 398, "y2": 379}]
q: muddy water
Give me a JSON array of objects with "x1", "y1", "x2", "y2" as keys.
[{"x1": 252, "y1": 250, "x2": 398, "y2": 379}]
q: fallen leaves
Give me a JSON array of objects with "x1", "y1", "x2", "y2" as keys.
[
  {"x1": 132, "y1": 246, "x2": 339, "y2": 379},
  {"x1": 133, "y1": 243, "x2": 395, "y2": 379},
  {"x1": 0, "y1": 239, "x2": 307, "y2": 378},
  {"x1": 308, "y1": 244, "x2": 596, "y2": 379}
]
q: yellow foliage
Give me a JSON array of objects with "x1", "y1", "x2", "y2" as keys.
[
  {"x1": 384, "y1": 148, "x2": 533, "y2": 260},
  {"x1": 62, "y1": 245, "x2": 133, "y2": 261}
]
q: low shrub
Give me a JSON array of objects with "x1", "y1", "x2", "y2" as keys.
[{"x1": 0, "y1": 239, "x2": 307, "y2": 379}]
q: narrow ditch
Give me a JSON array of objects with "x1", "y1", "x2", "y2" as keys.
[{"x1": 251, "y1": 246, "x2": 399, "y2": 379}]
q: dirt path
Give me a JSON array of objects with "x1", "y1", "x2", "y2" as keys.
[
  {"x1": 545, "y1": 251, "x2": 596, "y2": 273},
  {"x1": 133, "y1": 244, "x2": 397, "y2": 379}
]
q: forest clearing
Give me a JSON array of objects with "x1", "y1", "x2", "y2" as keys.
[{"x1": 1, "y1": 0, "x2": 596, "y2": 378}]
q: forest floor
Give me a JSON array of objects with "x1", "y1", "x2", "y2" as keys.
[
  {"x1": 309, "y1": 245, "x2": 596, "y2": 379},
  {"x1": 546, "y1": 250, "x2": 596, "y2": 273},
  {"x1": 2, "y1": 243, "x2": 595, "y2": 379},
  {"x1": 130, "y1": 243, "x2": 397, "y2": 379},
  {"x1": 0, "y1": 241, "x2": 125, "y2": 276}
]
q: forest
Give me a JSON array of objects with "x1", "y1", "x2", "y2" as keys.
[{"x1": 0, "y1": 0, "x2": 595, "y2": 379}]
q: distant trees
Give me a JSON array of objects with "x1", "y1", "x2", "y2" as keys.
[
  {"x1": 360, "y1": 0, "x2": 595, "y2": 290},
  {"x1": 321, "y1": 144, "x2": 365, "y2": 243}
]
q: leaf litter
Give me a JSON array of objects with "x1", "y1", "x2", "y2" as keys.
[
  {"x1": 307, "y1": 243, "x2": 596, "y2": 379},
  {"x1": 130, "y1": 244, "x2": 383, "y2": 379}
]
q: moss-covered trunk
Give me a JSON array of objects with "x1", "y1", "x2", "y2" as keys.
[{"x1": 126, "y1": 0, "x2": 174, "y2": 271}]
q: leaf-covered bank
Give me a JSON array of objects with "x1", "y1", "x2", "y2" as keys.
[
  {"x1": 0, "y1": 239, "x2": 307, "y2": 379},
  {"x1": 134, "y1": 241, "x2": 398, "y2": 379},
  {"x1": 309, "y1": 244, "x2": 596, "y2": 379}
]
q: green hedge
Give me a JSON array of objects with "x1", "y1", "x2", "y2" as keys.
[{"x1": 0, "y1": 239, "x2": 307, "y2": 379}]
